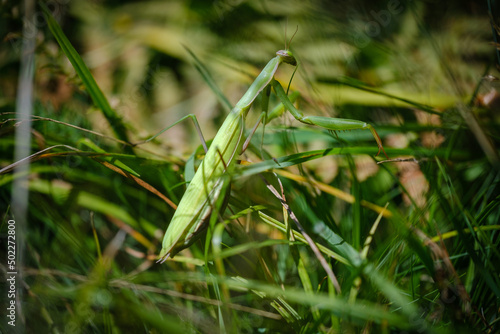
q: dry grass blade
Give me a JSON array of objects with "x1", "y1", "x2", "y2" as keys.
[
  {"x1": 95, "y1": 160, "x2": 177, "y2": 210},
  {"x1": 276, "y1": 169, "x2": 392, "y2": 218}
]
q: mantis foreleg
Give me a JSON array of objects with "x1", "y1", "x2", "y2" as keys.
[{"x1": 271, "y1": 79, "x2": 388, "y2": 158}]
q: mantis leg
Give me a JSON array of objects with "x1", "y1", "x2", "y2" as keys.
[
  {"x1": 242, "y1": 111, "x2": 267, "y2": 155},
  {"x1": 271, "y1": 79, "x2": 388, "y2": 158},
  {"x1": 266, "y1": 91, "x2": 300, "y2": 123},
  {"x1": 134, "y1": 114, "x2": 208, "y2": 153},
  {"x1": 242, "y1": 89, "x2": 300, "y2": 157},
  {"x1": 241, "y1": 84, "x2": 272, "y2": 156}
]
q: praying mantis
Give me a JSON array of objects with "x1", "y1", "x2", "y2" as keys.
[{"x1": 157, "y1": 48, "x2": 388, "y2": 263}]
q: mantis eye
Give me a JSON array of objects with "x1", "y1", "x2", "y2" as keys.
[{"x1": 276, "y1": 50, "x2": 297, "y2": 66}]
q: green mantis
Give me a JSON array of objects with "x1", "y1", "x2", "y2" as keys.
[{"x1": 157, "y1": 48, "x2": 387, "y2": 263}]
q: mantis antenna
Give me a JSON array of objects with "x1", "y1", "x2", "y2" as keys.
[
  {"x1": 285, "y1": 25, "x2": 299, "y2": 51},
  {"x1": 284, "y1": 24, "x2": 299, "y2": 94}
]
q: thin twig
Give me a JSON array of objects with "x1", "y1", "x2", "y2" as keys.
[{"x1": 261, "y1": 173, "x2": 342, "y2": 294}]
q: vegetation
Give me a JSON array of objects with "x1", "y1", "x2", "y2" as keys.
[{"x1": 1, "y1": 0, "x2": 499, "y2": 333}]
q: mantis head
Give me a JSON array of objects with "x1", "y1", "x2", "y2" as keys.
[{"x1": 276, "y1": 49, "x2": 297, "y2": 66}]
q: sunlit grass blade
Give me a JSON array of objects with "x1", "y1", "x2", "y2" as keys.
[{"x1": 41, "y1": 3, "x2": 130, "y2": 145}]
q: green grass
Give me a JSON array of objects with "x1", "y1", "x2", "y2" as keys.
[{"x1": 1, "y1": 1, "x2": 500, "y2": 333}]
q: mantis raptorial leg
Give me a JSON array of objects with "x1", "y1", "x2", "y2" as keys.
[{"x1": 157, "y1": 48, "x2": 388, "y2": 263}]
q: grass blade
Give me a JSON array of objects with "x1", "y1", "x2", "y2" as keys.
[{"x1": 40, "y1": 3, "x2": 131, "y2": 146}]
